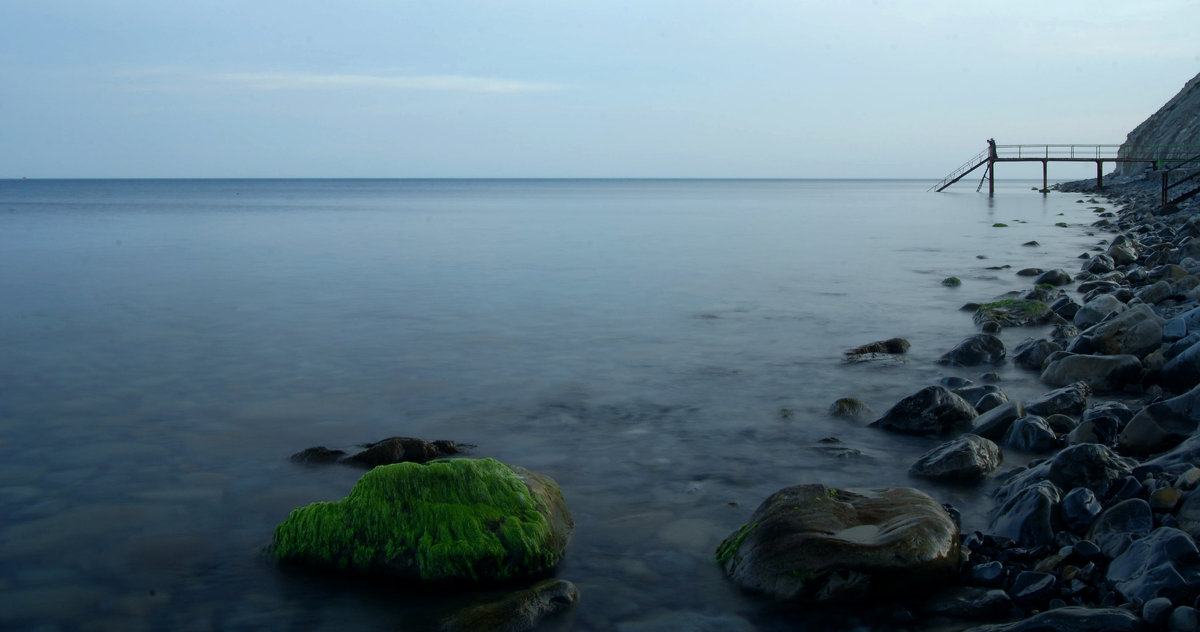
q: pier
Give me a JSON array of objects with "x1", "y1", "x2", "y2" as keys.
[{"x1": 932, "y1": 143, "x2": 1200, "y2": 200}]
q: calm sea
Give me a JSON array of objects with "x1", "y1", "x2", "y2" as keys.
[{"x1": 0, "y1": 179, "x2": 1107, "y2": 630}]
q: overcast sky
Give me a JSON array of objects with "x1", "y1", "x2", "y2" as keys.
[{"x1": 3, "y1": 1, "x2": 1198, "y2": 179}]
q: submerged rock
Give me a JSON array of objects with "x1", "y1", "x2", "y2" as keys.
[
  {"x1": 345, "y1": 436, "x2": 463, "y2": 468},
  {"x1": 271, "y1": 458, "x2": 573, "y2": 584},
  {"x1": 870, "y1": 386, "x2": 978, "y2": 436},
  {"x1": 939, "y1": 334, "x2": 1007, "y2": 367},
  {"x1": 440, "y1": 578, "x2": 579, "y2": 632},
  {"x1": 716, "y1": 485, "x2": 959, "y2": 603}
]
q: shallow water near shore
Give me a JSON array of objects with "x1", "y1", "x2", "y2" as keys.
[{"x1": 0, "y1": 178, "x2": 1113, "y2": 630}]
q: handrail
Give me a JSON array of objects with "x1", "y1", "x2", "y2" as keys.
[
  {"x1": 993, "y1": 144, "x2": 1200, "y2": 161},
  {"x1": 927, "y1": 149, "x2": 989, "y2": 192}
]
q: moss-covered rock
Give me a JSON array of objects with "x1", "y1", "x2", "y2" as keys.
[
  {"x1": 271, "y1": 458, "x2": 572, "y2": 584},
  {"x1": 973, "y1": 299, "x2": 1053, "y2": 327}
]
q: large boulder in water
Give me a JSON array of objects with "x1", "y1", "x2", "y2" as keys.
[
  {"x1": 271, "y1": 458, "x2": 573, "y2": 584},
  {"x1": 869, "y1": 386, "x2": 978, "y2": 436},
  {"x1": 938, "y1": 334, "x2": 1006, "y2": 367},
  {"x1": 716, "y1": 484, "x2": 959, "y2": 603}
]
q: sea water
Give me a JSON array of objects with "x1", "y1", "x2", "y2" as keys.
[{"x1": 0, "y1": 179, "x2": 1109, "y2": 630}]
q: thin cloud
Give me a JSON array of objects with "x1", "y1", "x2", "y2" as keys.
[{"x1": 117, "y1": 67, "x2": 566, "y2": 94}]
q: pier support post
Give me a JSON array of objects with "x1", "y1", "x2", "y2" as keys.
[
  {"x1": 1096, "y1": 161, "x2": 1104, "y2": 189},
  {"x1": 1042, "y1": 160, "x2": 1048, "y2": 192},
  {"x1": 988, "y1": 158, "x2": 994, "y2": 197},
  {"x1": 1163, "y1": 170, "x2": 1169, "y2": 206}
]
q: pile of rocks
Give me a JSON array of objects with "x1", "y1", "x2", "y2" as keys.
[{"x1": 717, "y1": 177, "x2": 1200, "y2": 630}]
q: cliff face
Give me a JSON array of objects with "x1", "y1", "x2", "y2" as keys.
[{"x1": 1117, "y1": 71, "x2": 1200, "y2": 175}]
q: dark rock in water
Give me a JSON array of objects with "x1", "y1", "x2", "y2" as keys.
[
  {"x1": 1013, "y1": 338, "x2": 1063, "y2": 371},
  {"x1": 870, "y1": 386, "x2": 978, "y2": 436},
  {"x1": 1119, "y1": 384, "x2": 1200, "y2": 455},
  {"x1": 943, "y1": 276, "x2": 963, "y2": 287},
  {"x1": 345, "y1": 436, "x2": 462, "y2": 468},
  {"x1": 1023, "y1": 240, "x2": 1040, "y2": 247},
  {"x1": 1040, "y1": 353, "x2": 1143, "y2": 392},
  {"x1": 1087, "y1": 498, "x2": 1154, "y2": 559},
  {"x1": 828, "y1": 397, "x2": 872, "y2": 419},
  {"x1": 1017, "y1": 268, "x2": 1045, "y2": 277},
  {"x1": 939, "y1": 334, "x2": 1007, "y2": 367},
  {"x1": 988, "y1": 480, "x2": 1061, "y2": 547},
  {"x1": 290, "y1": 446, "x2": 348, "y2": 464},
  {"x1": 920, "y1": 586, "x2": 1012, "y2": 620},
  {"x1": 1001, "y1": 416, "x2": 1061, "y2": 453},
  {"x1": 1036, "y1": 269, "x2": 1073, "y2": 286},
  {"x1": 974, "y1": 299, "x2": 1055, "y2": 327},
  {"x1": 1008, "y1": 570, "x2": 1057, "y2": 607},
  {"x1": 1060, "y1": 488, "x2": 1103, "y2": 534},
  {"x1": 909, "y1": 434, "x2": 1002, "y2": 481},
  {"x1": 1083, "y1": 303, "x2": 1164, "y2": 358},
  {"x1": 973, "y1": 401, "x2": 1025, "y2": 441},
  {"x1": 1025, "y1": 382, "x2": 1091, "y2": 417},
  {"x1": 440, "y1": 578, "x2": 579, "y2": 632},
  {"x1": 1161, "y1": 340, "x2": 1200, "y2": 393},
  {"x1": 959, "y1": 606, "x2": 1144, "y2": 632},
  {"x1": 845, "y1": 338, "x2": 911, "y2": 356},
  {"x1": 716, "y1": 484, "x2": 959, "y2": 603},
  {"x1": 1107, "y1": 527, "x2": 1200, "y2": 603}
]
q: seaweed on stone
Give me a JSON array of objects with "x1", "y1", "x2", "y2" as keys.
[{"x1": 271, "y1": 457, "x2": 566, "y2": 583}]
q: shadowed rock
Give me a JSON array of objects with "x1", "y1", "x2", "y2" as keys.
[{"x1": 716, "y1": 484, "x2": 959, "y2": 603}]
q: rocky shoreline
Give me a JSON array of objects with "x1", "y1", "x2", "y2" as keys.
[
  {"x1": 862, "y1": 172, "x2": 1200, "y2": 631},
  {"x1": 270, "y1": 171, "x2": 1200, "y2": 631}
]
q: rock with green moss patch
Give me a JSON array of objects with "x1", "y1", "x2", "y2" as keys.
[
  {"x1": 942, "y1": 276, "x2": 962, "y2": 287},
  {"x1": 271, "y1": 458, "x2": 573, "y2": 584},
  {"x1": 716, "y1": 484, "x2": 959, "y2": 603},
  {"x1": 973, "y1": 299, "x2": 1054, "y2": 327}
]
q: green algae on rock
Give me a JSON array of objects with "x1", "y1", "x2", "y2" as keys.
[
  {"x1": 973, "y1": 299, "x2": 1053, "y2": 327},
  {"x1": 271, "y1": 458, "x2": 572, "y2": 584}
]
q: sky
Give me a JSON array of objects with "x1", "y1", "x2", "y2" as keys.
[{"x1": 2, "y1": 1, "x2": 1198, "y2": 179}]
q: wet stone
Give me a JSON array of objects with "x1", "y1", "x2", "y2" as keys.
[
  {"x1": 1107, "y1": 527, "x2": 1200, "y2": 603},
  {"x1": 909, "y1": 434, "x2": 1002, "y2": 481},
  {"x1": 1060, "y1": 488, "x2": 1103, "y2": 534},
  {"x1": 1008, "y1": 570, "x2": 1056, "y2": 607},
  {"x1": 1088, "y1": 498, "x2": 1154, "y2": 559}
]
